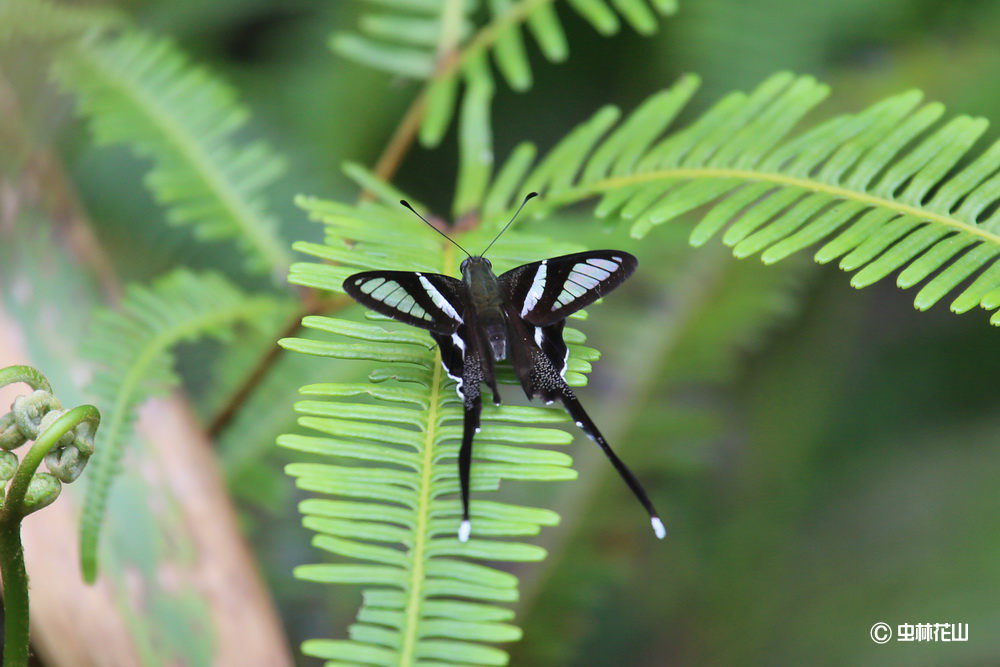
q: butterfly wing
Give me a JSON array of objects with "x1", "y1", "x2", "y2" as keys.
[
  {"x1": 343, "y1": 271, "x2": 465, "y2": 333},
  {"x1": 499, "y1": 250, "x2": 637, "y2": 326},
  {"x1": 500, "y1": 250, "x2": 664, "y2": 538},
  {"x1": 346, "y1": 269, "x2": 486, "y2": 540}
]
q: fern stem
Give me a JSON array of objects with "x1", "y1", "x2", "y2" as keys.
[
  {"x1": 366, "y1": 0, "x2": 554, "y2": 194},
  {"x1": 366, "y1": 93, "x2": 429, "y2": 197},
  {"x1": 447, "y1": 0, "x2": 554, "y2": 79},
  {"x1": 565, "y1": 168, "x2": 1000, "y2": 246},
  {"x1": 207, "y1": 293, "x2": 351, "y2": 437},
  {"x1": 400, "y1": 338, "x2": 441, "y2": 665},
  {"x1": 0, "y1": 405, "x2": 100, "y2": 667},
  {"x1": 399, "y1": 244, "x2": 455, "y2": 665},
  {"x1": 436, "y1": 0, "x2": 467, "y2": 63},
  {"x1": 0, "y1": 522, "x2": 29, "y2": 667}
]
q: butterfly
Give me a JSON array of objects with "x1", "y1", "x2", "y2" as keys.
[{"x1": 343, "y1": 194, "x2": 664, "y2": 542}]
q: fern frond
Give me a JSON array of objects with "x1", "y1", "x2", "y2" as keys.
[
  {"x1": 490, "y1": 72, "x2": 1000, "y2": 325},
  {"x1": 80, "y1": 269, "x2": 284, "y2": 582},
  {"x1": 333, "y1": 0, "x2": 678, "y2": 146},
  {"x1": 50, "y1": 30, "x2": 292, "y2": 276},
  {"x1": 280, "y1": 195, "x2": 603, "y2": 664}
]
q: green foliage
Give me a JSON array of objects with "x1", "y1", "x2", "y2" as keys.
[
  {"x1": 486, "y1": 72, "x2": 1000, "y2": 324},
  {"x1": 333, "y1": 0, "x2": 678, "y2": 146},
  {"x1": 6, "y1": 0, "x2": 996, "y2": 663},
  {"x1": 80, "y1": 270, "x2": 283, "y2": 582},
  {"x1": 215, "y1": 326, "x2": 326, "y2": 503},
  {"x1": 666, "y1": 0, "x2": 908, "y2": 96},
  {"x1": 0, "y1": 0, "x2": 122, "y2": 45},
  {"x1": 50, "y1": 30, "x2": 291, "y2": 276},
  {"x1": 276, "y1": 63, "x2": 1000, "y2": 662},
  {"x1": 280, "y1": 192, "x2": 609, "y2": 664}
]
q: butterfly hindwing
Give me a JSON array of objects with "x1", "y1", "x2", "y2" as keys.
[
  {"x1": 343, "y1": 271, "x2": 465, "y2": 333},
  {"x1": 431, "y1": 326, "x2": 485, "y2": 541},
  {"x1": 504, "y1": 303, "x2": 664, "y2": 536},
  {"x1": 499, "y1": 251, "x2": 637, "y2": 326},
  {"x1": 533, "y1": 320, "x2": 568, "y2": 379}
]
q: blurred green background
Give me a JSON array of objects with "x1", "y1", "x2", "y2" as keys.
[{"x1": 7, "y1": 0, "x2": 1000, "y2": 664}]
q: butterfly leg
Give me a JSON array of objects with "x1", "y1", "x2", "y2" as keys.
[
  {"x1": 482, "y1": 347, "x2": 503, "y2": 407},
  {"x1": 457, "y1": 390, "x2": 482, "y2": 542},
  {"x1": 487, "y1": 376, "x2": 502, "y2": 406},
  {"x1": 560, "y1": 389, "x2": 666, "y2": 539}
]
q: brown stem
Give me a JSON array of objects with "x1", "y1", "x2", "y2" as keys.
[
  {"x1": 205, "y1": 69, "x2": 431, "y2": 432},
  {"x1": 220, "y1": 9, "x2": 467, "y2": 424},
  {"x1": 362, "y1": 92, "x2": 430, "y2": 200},
  {"x1": 204, "y1": 0, "x2": 476, "y2": 436},
  {"x1": 206, "y1": 292, "x2": 350, "y2": 437},
  {"x1": 361, "y1": 0, "x2": 466, "y2": 198}
]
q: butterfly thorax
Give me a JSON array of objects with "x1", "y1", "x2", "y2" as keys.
[{"x1": 460, "y1": 257, "x2": 508, "y2": 362}]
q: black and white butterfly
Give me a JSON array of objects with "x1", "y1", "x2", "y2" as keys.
[{"x1": 343, "y1": 194, "x2": 664, "y2": 542}]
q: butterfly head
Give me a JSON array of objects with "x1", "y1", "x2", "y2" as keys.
[
  {"x1": 459, "y1": 256, "x2": 494, "y2": 284},
  {"x1": 460, "y1": 255, "x2": 491, "y2": 272}
]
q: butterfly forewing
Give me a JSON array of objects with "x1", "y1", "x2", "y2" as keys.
[
  {"x1": 343, "y1": 271, "x2": 465, "y2": 333},
  {"x1": 499, "y1": 250, "x2": 637, "y2": 326}
]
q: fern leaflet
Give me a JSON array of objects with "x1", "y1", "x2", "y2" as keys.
[
  {"x1": 50, "y1": 29, "x2": 292, "y2": 276},
  {"x1": 281, "y1": 194, "x2": 606, "y2": 664},
  {"x1": 80, "y1": 269, "x2": 284, "y2": 581},
  {"x1": 333, "y1": 0, "x2": 678, "y2": 146},
  {"x1": 482, "y1": 72, "x2": 1000, "y2": 325}
]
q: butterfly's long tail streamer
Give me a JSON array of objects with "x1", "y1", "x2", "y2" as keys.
[
  {"x1": 457, "y1": 394, "x2": 482, "y2": 542},
  {"x1": 561, "y1": 393, "x2": 667, "y2": 539}
]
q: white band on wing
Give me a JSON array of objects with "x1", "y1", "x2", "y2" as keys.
[
  {"x1": 418, "y1": 273, "x2": 462, "y2": 322},
  {"x1": 520, "y1": 260, "x2": 547, "y2": 318}
]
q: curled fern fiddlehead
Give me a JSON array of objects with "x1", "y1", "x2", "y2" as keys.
[
  {"x1": 0, "y1": 369, "x2": 97, "y2": 512},
  {"x1": 0, "y1": 365, "x2": 100, "y2": 666}
]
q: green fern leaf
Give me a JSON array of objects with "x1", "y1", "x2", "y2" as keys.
[
  {"x1": 50, "y1": 30, "x2": 292, "y2": 276},
  {"x1": 280, "y1": 194, "x2": 606, "y2": 664},
  {"x1": 492, "y1": 72, "x2": 1000, "y2": 325},
  {"x1": 332, "y1": 0, "x2": 678, "y2": 146},
  {"x1": 80, "y1": 269, "x2": 284, "y2": 581}
]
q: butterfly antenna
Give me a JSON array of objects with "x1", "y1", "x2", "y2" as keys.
[
  {"x1": 400, "y1": 200, "x2": 472, "y2": 258},
  {"x1": 480, "y1": 192, "x2": 538, "y2": 257}
]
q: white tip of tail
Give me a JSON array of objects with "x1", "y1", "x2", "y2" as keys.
[
  {"x1": 458, "y1": 519, "x2": 471, "y2": 543},
  {"x1": 651, "y1": 516, "x2": 666, "y2": 539}
]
